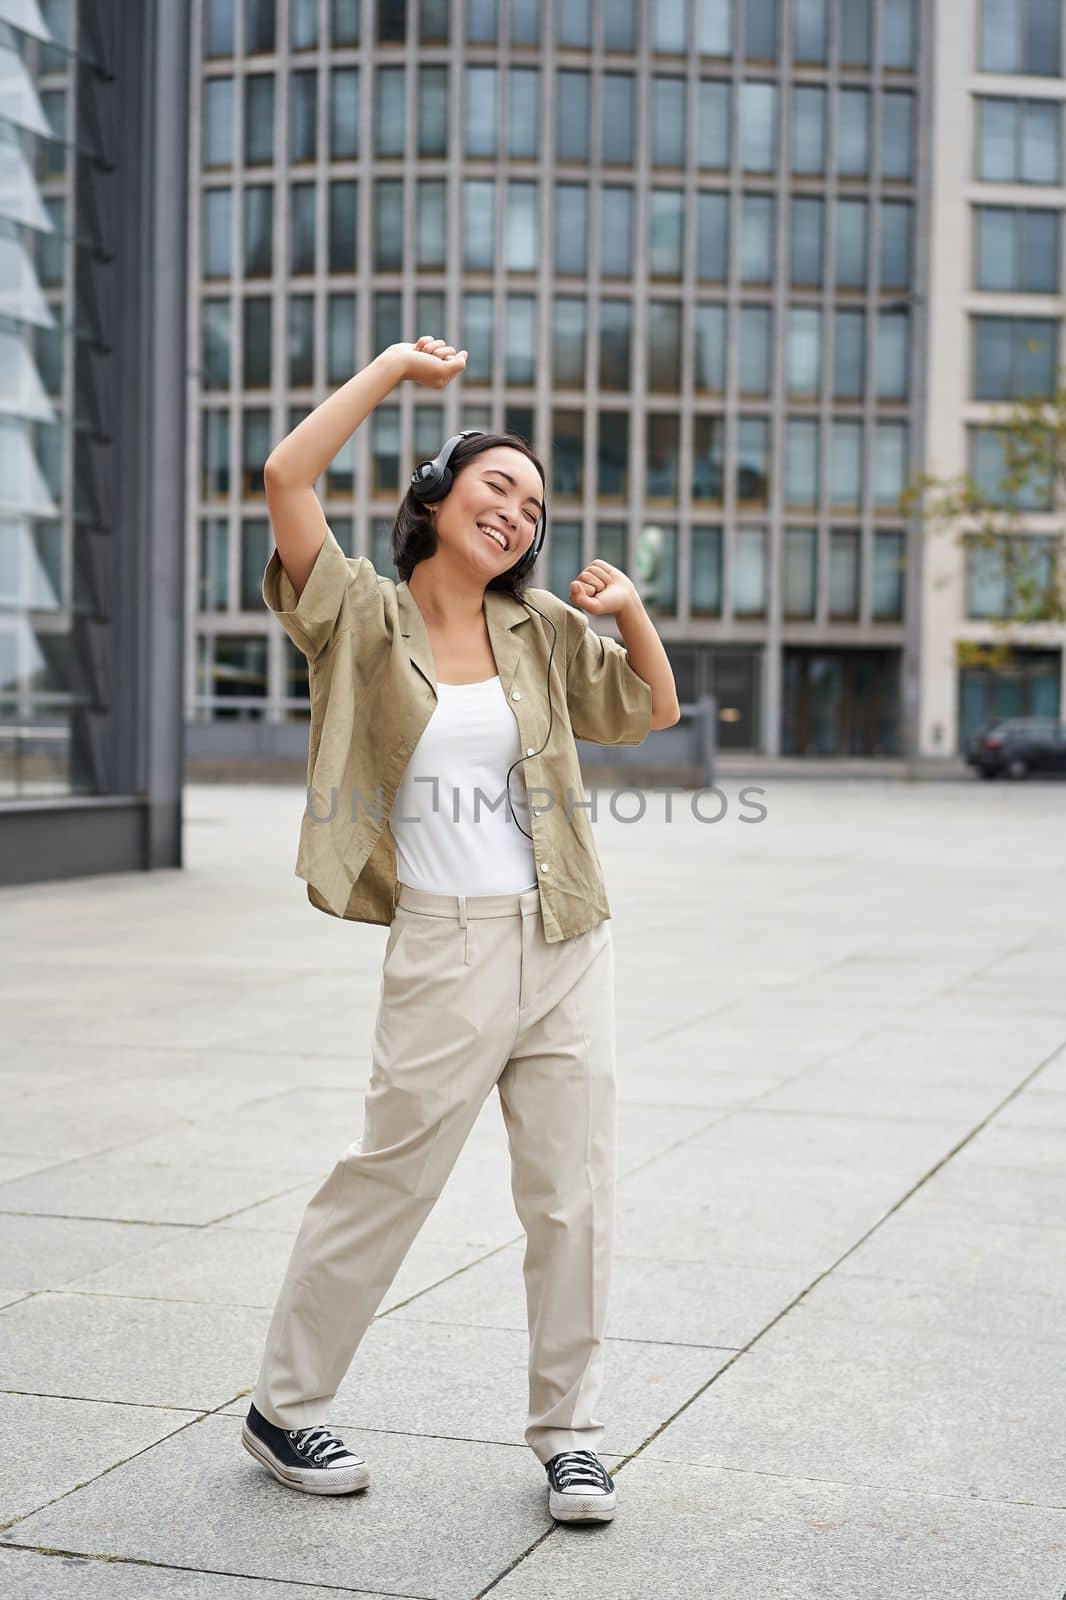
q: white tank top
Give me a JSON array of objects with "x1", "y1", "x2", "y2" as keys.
[{"x1": 390, "y1": 675, "x2": 539, "y2": 895}]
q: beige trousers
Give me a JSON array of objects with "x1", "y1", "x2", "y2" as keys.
[{"x1": 251, "y1": 879, "x2": 617, "y2": 1465}]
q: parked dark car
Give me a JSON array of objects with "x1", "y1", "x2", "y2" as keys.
[{"x1": 966, "y1": 717, "x2": 1066, "y2": 779}]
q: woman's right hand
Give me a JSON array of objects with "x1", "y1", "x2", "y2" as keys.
[{"x1": 389, "y1": 337, "x2": 469, "y2": 388}]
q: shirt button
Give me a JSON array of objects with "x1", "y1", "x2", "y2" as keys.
[
  {"x1": 538, "y1": 861, "x2": 550, "y2": 873},
  {"x1": 526, "y1": 746, "x2": 535, "y2": 756},
  {"x1": 511, "y1": 690, "x2": 521, "y2": 700},
  {"x1": 533, "y1": 807, "x2": 541, "y2": 816}
]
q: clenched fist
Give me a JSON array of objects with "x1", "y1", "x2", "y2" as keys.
[{"x1": 390, "y1": 336, "x2": 469, "y2": 389}]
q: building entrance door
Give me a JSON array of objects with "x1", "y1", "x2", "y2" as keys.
[{"x1": 782, "y1": 649, "x2": 902, "y2": 755}]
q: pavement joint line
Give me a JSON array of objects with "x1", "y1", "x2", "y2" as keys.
[
  {"x1": 468, "y1": 1030, "x2": 1066, "y2": 1593},
  {"x1": 0, "y1": 1389, "x2": 204, "y2": 1412},
  {"x1": 0, "y1": 1543, "x2": 436, "y2": 1599}
]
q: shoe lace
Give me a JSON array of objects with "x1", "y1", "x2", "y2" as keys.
[
  {"x1": 550, "y1": 1449, "x2": 612, "y2": 1492},
  {"x1": 287, "y1": 1423, "x2": 352, "y2": 1465}
]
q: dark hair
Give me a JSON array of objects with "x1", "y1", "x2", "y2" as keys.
[{"x1": 391, "y1": 432, "x2": 547, "y2": 598}]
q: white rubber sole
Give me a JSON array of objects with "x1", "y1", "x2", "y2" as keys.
[
  {"x1": 548, "y1": 1487, "x2": 617, "y2": 1523},
  {"x1": 241, "y1": 1421, "x2": 370, "y2": 1495}
]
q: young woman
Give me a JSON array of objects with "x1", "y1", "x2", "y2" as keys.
[{"x1": 241, "y1": 337, "x2": 680, "y2": 1525}]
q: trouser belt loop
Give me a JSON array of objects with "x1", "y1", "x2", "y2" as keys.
[
  {"x1": 456, "y1": 894, "x2": 471, "y2": 965},
  {"x1": 392, "y1": 878, "x2": 401, "y2": 909}
]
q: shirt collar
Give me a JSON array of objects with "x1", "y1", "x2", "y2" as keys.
[{"x1": 395, "y1": 579, "x2": 531, "y2": 697}]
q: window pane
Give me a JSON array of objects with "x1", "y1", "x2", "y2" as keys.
[
  {"x1": 241, "y1": 408, "x2": 270, "y2": 497},
  {"x1": 967, "y1": 538, "x2": 1007, "y2": 618},
  {"x1": 246, "y1": 0, "x2": 275, "y2": 53},
  {"x1": 740, "y1": 81, "x2": 776, "y2": 172},
  {"x1": 601, "y1": 187, "x2": 633, "y2": 276},
  {"x1": 201, "y1": 409, "x2": 230, "y2": 497},
  {"x1": 553, "y1": 298, "x2": 586, "y2": 388},
  {"x1": 744, "y1": 0, "x2": 777, "y2": 59},
  {"x1": 556, "y1": 185, "x2": 588, "y2": 274},
  {"x1": 599, "y1": 299, "x2": 632, "y2": 390},
  {"x1": 733, "y1": 526, "x2": 766, "y2": 617},
  {"x1": 203, "y1": 77, "x2": 234, "y2": 167},
  {"x1": 1022, "y1": 101, "x2": 1062, "y2": 184},
  {"x1": 981, "y1": 0, "x2": 1019, "y2": 72},
  {"x1": 604, "y1": 74, "x2": 636, "y2": 165},
  {"x1": 648, "y1": 301, "x2": 682, "y2": 392},
  {"x1": 286, "y1": 294, "x2": 313, "y2": 386},
  {"x1": 462, "y1": 293, "x2": 494, "y2": 382},
  {"x1": 881, "y1": 93, "x2": 913, "y2": 179},
  {"x1": 792, "y1": 86, "x2": 825, "y2": 173},
  {"x1": 332, "y1": 0, "x2": 359, "y2": 44},
  {"x1": 739, "y1": 305, "x2": 772, "y2": 394},
  {"x1": 243, "y1": 186, "x2": 273, "y2": 277},
  {"x1": 505, "y1": 294, "x2": 536, "y2": 385},
  {"x1": 787, "y1": 306, "x2": 821, "y2": 395},
  {"x1": 785, "y1": 419, "x2": 819, "y2": 507},
  {"x1": 373, "y1": 292, "x2": 401, "y2": 352},
  {"x1": 203, "y1": 300, "x2": 232, "y2": 387},
  {"x1": 198, "y1": 517, "x2": 229, "y2": 611},
  {"x1": 646, "y1": 414, "x2": 679, "y2": 501},
  {"x1": 204, "y1": 0, "x2": 236, "y2": 56},
  {"x1": 556, "y1": 70, "x2": 590, "y2": 161},
  {"x1": 875, "y1": 312, "x2": 908, "y2": 399},
  {"x1": 203, "y1": 189, "x2": 232, "y2": 277},
  {"x1": 978, "y1": 99, "x2": 1015, "y2": 181},
  {"x1": 833, "y1": 308, "x2": 865, "y2": 396},
  {"x1": 740, "y1": 194, "x2": 774, "y2": 282},
  {"x1": 288, "y1": 70, "x2": 320, "y2": 162},
  {"x1": 874, "y1": 422, "x2": 907, "y2": 508},
  {"x1": 653, "y1": 0, "x2": 687, "y2": 51},
  {"x1": 463, "y1": 179, "x2": 495, "y2": 271},
  {"x1": 245, "y1": 74, "x2": 275, "y2": 165},
  {"x1": 736, "y1": 417, "x2": 770, "y2": 505},
  {"x1": 329, "y1": 67, "x2": 359, "y2": 158},
  {"x1": 872, "y1": 531, "x2": 905, "y2": 620},
  {"x1": 1020, "y1": 210, "x2": 1060, "y2": 291},
  {"x1": 418, "y1": 65, "x2": 447, "y2": 156},
  {"x1": 698, "y1": 79, "x2": 731, "y2": 167},
  {"x1": 652, "y1": 76, "x2": 687, "y2": 166},
  {"x1": 466, "y1": 0, "x2": 497, "y2": 42},
  {"x1": 696, "y1": 191, "x2": 729, "y2": 280},
  {"x1": 649, "y1": 189, "x2": 685, "y2": 279},
  {"x1": 508, "y1": 67, "x2": 539, "y2": 159},
  {"x1": 976, "y1": 207, "x2": 1014, "y2": 289},
  {"x1": 375, "y1": 66, "x2": 405, "y2": 156},
  {"x1": 790, "y1": 197, "x2": 823, "y2": 284},
  {"x1": 691, "y1": 527, "x2": 723, "y2": 617},
  {"x1": 793, "y1": 0, "x2": 826, "y2": 61},
  {"x1": 836, "y1": 90, "x2": 869, "y2": 177},
  {"x1": 835, "y1": 200, "x2": 867, "y2": 288},
  {"x1": 243, "y1": 296, "x2": 271, "y2": 386},
  {"x1": 828, "y1": 529, "x2": 860, "y2": 619},
  {"x1": 879, "y1": 201, "x2": 911, "y2": 288},
  {"x1": 830, "y1": 419, "x2": 863, "y2": 507},
  {"x1": 327, "y1": 293, "x2": 355, "y2": 384},
  {"x1": 556, "y1": 0, "x2": 590, "y2": 47},
  {"x1": 692, "y1": 416, "x2": 725, "y2": 503},
  {"x1": 553, "y1": 410, "x2": 584, "y2": 499},
  {"x1": 328, "y1": 180, "x2": 357, "y2": 272},
  {"x1": 697, "y1": 0, "x2": 732, "y2": 54},
  {"x1": 505, "y1": 181, "x2": 538, "y2": 271},
  {"x1": 465, "y1": 65, "x2": 497, "y2": 157},
  {"x1": 292, "y1": 0, "x2": 318, "y2": 48},
  {"x1": 784, "y1": 526, "x2": 817, "y2": 618},
  {"x1": 416, "y1": 178, "x2": 446, "y2": 269},
  {"x1": 839, "y1": 0, "x2": 871, "y2": 65},
  {"x1": 371, "y1": 406, "x2": 400, "y2": 495},
  {"x1": 882, "y1": 0, "x2": 914, "y2": 67},
  {"x1": 240, "y1": 519, "x2": 273, "y2": 610},
  {"x1": 597, "y1": 413, "x2": 629, "y2": 500},
  {"x1": 374, "y1": 179, "x2": 403, "y2": 270},
  {"x1": 694, "y1": 303, "x2": 727, "y2": 393}
]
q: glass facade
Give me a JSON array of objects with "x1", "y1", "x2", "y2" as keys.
[{"x1": 188, "y1": 0, "x2": 922, "y2": 756}]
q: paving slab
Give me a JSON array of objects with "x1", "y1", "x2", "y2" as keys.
[
  {"x1": 0, "y1": 1153, "x2": 311, "y2": 1226},
  {"x1": 0, "y1": 1215, "x2": 188, "y2": 1294},
  {"x1": 0, "y1": 1415, "x2": 579, "y2": 1600},
  {"x1": 0, "y1": 1550, "x2": 409, "y2": 1600},
  {"x1": 486, "y1": 1456, "x2": 1066, "y2": 1600}
]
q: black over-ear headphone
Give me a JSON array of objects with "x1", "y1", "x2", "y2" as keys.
[{"x1": 408, "y1": 430, "x2": 556, "y2": 843}]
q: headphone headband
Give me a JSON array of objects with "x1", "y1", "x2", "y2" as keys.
[{"x1": 409, "y1": 431, "x2": 547, "y2": 581}]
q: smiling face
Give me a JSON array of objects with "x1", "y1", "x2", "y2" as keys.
[{"x1": 429, "y1": 446, "x2": 545, "y2": 577}]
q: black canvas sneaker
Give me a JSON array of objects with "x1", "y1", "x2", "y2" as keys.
[
  {"x1": 242, "y1": 1401, "x2": 370, "y2": 1495},
  {"x1": 545, "y1": 1449, "x2": 617, "y2": 1523}
]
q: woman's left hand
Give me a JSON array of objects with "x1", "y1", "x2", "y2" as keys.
[{"x1": 569, "y1": 560, "x2": 639, "y2": 617}]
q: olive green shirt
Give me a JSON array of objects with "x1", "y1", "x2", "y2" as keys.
[{"x1": 262, "y1": 524, "x2": 654, "y2": 943}]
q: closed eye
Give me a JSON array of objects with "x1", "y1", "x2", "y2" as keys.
[{"x1": 487, "y1": 477, "x2": 540, "y2": 525}]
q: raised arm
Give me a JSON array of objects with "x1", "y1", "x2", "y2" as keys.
[{"x1": 263, "y1": 349, "x2": 406, "y2": 600}]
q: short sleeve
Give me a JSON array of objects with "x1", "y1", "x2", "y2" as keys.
[
  {"x1": 564, "y1": 607, "x2": 654, "y2": 747},
  {"x1": 262, "y1": 525, "x2": 373, "y2": 662}
]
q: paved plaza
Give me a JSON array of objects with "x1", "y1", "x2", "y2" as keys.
[{"x1": 1, "y1": 776, "x2": 1064, "y2": 1598}]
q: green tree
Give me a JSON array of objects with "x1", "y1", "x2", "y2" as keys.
[{"x1": 900, "y1": 380, "x2": 1066, "y2": 633}]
